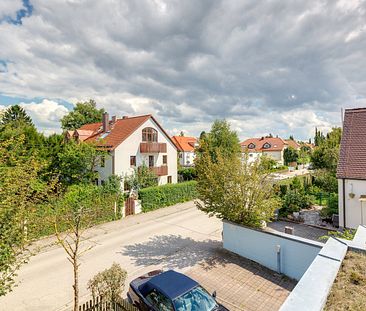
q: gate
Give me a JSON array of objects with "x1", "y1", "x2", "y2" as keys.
[{"x1": 125, "y1": 197, "x2": 135, "y2": 216}]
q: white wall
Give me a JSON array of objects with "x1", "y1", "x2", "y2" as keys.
[
  {"x1": 223, "y1": 221, "x2": 323, "y2": 280},
  {"x1": 338, "y1": 178, "x2": 366, "y2": 229},
  {"x1": 112, "y1": 118, "x2": 177, "y2": 186},
  {"x1": 95, "y1": 152, "x2": 114, "y2": 184},
  {"x1": 181, "y1": 151, "x2": 195, "y2": 166},
  {"x1": 262, "y1": 150, "x2": 284, "y2": 164}
]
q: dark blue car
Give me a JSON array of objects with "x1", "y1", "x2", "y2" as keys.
[{"x1": 127, "y1": 270, "x2": 229, "y2": 311}]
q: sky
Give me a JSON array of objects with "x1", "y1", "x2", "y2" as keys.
[{"x1": 0, "y1": 0, "x2": 366, "y2": 140}]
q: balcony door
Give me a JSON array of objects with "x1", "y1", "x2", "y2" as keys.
[{"x1": 148, "y1": 155, "x2": 154, "y2": 168}]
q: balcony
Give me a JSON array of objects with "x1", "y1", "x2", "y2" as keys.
[
  {"x1": 140, "y1": 142, "x2": 167, "y2": 153},
  {"x1": 150, "y1": 165, "x2": 168, "y2": 176}
]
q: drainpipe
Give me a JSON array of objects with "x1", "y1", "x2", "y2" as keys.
[
  {"x1": 276, "y1": 245, "x2": 281, "y2": 274},
  {"x1": 343, "y1": 178, "x2": 346, "y2": 228}
]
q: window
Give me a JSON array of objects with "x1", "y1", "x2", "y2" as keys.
[
  {"x1": 248, "y1": 143, "x2": 256, "y2": 149},
  {"x1": 179, "y1": 153, "x2": 183, "y2": 159},
  {"x1": 142, "y1": 127, "x2": 158, "y2": 142},
  {"x1": 100, "y1": 156, "x2": 105, "y2": 167},
  {"x1": 263, "y1": 143, "x2": 271, "y2": 149},
  {"x1": 130, "y1": 156, "x2": 136, "y2": 167},
  {"x1": 124, "y1": 180, "x2": 130, "y2": 191},
  {"x1": 94, "y1": 178, "x2": 99, "y2": 186},
  {"x1": 149, "y1": 155, "x2": 154, "y2": 167},
  {"x1": 168, "y1": 176, "x2": 172, "y2": 184},
  {"x1": 146, "y1": 290, "x2": 173, "y2": 311},
  {"x1": 163, "y1": 155, "x2": 167, "y2": 165}
]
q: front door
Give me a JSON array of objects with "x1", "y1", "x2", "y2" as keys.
[{"x1": 149, "y1": 155, "x2": 154, "y2": 168}]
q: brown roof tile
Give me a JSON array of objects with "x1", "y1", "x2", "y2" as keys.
[
  {"x1": 171, "y1": 136, "x2": 197, "y2": 152},
  {"x1": 241, "y1": 137, "x2": 286, "y2": 152},
  {"x1": 337, "y1": 108, "x2": 366, "y2": 179}
]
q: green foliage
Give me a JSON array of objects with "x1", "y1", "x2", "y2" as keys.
[
  {"x1": 320, "y1": 229, "x2": 356, "y2": 242},
  {"x1": 259, "y1": 155, "x2": 277, "y2": 171},
  {"x1": 281, "y1": 191, "x2": 314, "y2": 214},
  {"x1": 0, "y1": 105, "x2": 33, "y2": 127},
  {"x1": 197, "y1": 119, "x2": 241, "y2": 162},
  {"x1": 87, "y1": 263, "x2": 127, "y2": 303},
  {"x1": 313, "y1": 169, "x2": 338, "y2": 193},
  {"x1": 178, "y1": 167, "x2": 197, "y2": 181},
  {"x1": 61, "y1": 99, "x2": 105, "y2": 130},
  {"x1": 57, "y1": 140, "x2": 101, "y2": 185},
  {"x1": 125, "y1": 164, "x2": 158, "y2": 191},
  {"x1": 284, "y1": 147, "x2": 299, "y2": 165},
  {"x1": 319, "y1": 193, "x2": 339, "y2": 218},
  {"x1": 139, "y1": 181, "x2": 197, "y2": 212},
  {"x1": 195, "y1": 148, "x2": 280, "y2": 228}
]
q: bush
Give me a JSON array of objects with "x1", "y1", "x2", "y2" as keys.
[
  {"x1": 139, "y1": 181, "x2": 197, "y2": 212},
  {"x1": 280, "y1": 190, "x2": 314, "y2": 215},
  {"x1": 320, "y1": 193, "x2": 338, "y2": 218},
  {"x1": 178, "y1": 167, "x2": 197, "y2": 181}
]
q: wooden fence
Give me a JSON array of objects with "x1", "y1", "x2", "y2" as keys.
[{"x1": 77, "y1": 297, "x2": 138, "y2": 311}]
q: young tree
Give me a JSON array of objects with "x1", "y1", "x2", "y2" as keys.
[
  {"x1": 283, "y1": 147, "x2": 299, "y2": 165},
  {"x1": 54, "y1": 184, "x2": 105, "y2": 311},
  {"x1": 125, "y1": 164, "x2": 158, "y2": 192},
  {"x1": 61, "y1": 99, "x2": 105, "y2": 130},
  {"x1": 87, "y1": 263, "x2": 127, "y2": 303},
  {"x1": 195, "y1": 148, "x2": 280, "y2": 228},
  {"x1": 0, "y1": 104, "x2": 33, "y2": 127}
]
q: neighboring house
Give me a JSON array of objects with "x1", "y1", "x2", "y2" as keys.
[
  {"x1": 171, "y1": 136, "x2": 198, "y2": 167},
  {"x1": 284, "y1": 139, "x2": 300, "y2": 150},
  {"x1": 241, "y1": 137, "x2": 288, "y2": 165},
  {"x1": 337, "y1": 108, "x2": 366, "y2": 229},
  {"x1": 70, "y1": 113, "x2": 178, "y2": 186}
]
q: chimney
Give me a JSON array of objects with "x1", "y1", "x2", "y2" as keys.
[
  {"x1": 102, "y1": 112, "x2": 109, "y2": 132},
  {"x1": 111, "y1": 115, "x2": 117, "y2": 124}
]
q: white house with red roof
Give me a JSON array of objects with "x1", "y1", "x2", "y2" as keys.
[
  {"x1": 241, "y1": 137, "x2": 291, "y2": 165},
  {"x1": 171, "y1": 136, "x2": 198, "y2": 167},
  {"x1": 71, "y1": 112, "x2": 177, "y2": 186}
]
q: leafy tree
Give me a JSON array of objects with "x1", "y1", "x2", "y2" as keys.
[
  {"x1": 284, "y1": 147, "x2": 299, "y2": 165},
  {"x1": 61, "y1": 99, "x2": 105, "y2": 130},
  {"x1": 87, "y1": 263, "x2": 127, "y2": 303},
  {"x1": 259, "y1": 155, "x2": 277, "y2": 171},
  {"x1": 0, "y1": 105, "x2": 33, "y2": 127},
  {"x1": 0, "y1": 135, "x2": 56, "y2": 295},
  {"x1": 197, "y1": 120, "x2": 240, "y2": 162},
  {"x1": 178, "y1": 167, "x2": 197, "y2": 181},
  {"x1": 125, "y1": 164, "x2": 158, "y2": 191},
  {"x1": 281, "y1": 191, "x2": 313, "y2": 214},
  {"x1": 57, "y1": 140, "x2": 102, "y2": 185},
  {"x1": 195, "y1": 149, "x2": 280, "y2": 228}
]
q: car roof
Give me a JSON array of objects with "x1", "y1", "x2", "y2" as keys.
[{"x1": 142, "y1": 270, "x2": 198, "y2": 300}]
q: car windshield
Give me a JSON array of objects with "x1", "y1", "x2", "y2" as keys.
[{"x1": 173, "y1": 286, "x2": 218, "y2": 311}]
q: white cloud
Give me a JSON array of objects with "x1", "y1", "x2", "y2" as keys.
[
  {"x1": 20, "y1": 100, "x2": 69, "y2": 135},
  {"x1": 1, "y1": 0, "x2": 366, "y2": 139},
  {"x1": 0, "y1": 0, "x2": 23, "y2": 20}
]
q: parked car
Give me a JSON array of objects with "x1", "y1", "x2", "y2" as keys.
[{"x1": 127, "y1": 270, "x2": 229, "y2": 311}]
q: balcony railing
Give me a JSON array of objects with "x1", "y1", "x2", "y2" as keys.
[
  {"x1": 140, "y1": 142, "x2": 167, "y2": 153},
  {"x1": 150, "y1": 165, "x2": 168, "y2": 176}
]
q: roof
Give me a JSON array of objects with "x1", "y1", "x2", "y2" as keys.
[
  {"x1": 337, "y1": 108, "x2": 366, "y2": 180},
  {"x1": 285, "y1": 139, "x2": 300, "y2": 150},
  {"x1": 171, "y1": 136, "x2": 197, "y2": 152},
  {"x1": 76, "y1": 114, "x2": 176, "y2": 150},
  {"x1": 241, "y1": 137, "x2": 287, "y2": 152},
  {"x1": 144, "y1": 270, "x2": 198, "y2": 300}
]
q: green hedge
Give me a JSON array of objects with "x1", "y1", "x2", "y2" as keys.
[{"x1": 139, "y1": 181, "x2": 197, "y2": 212}]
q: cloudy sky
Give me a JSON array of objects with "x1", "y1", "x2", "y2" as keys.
[{"x1": 1, "y1": 0, "x2": 366, "y2": 140}]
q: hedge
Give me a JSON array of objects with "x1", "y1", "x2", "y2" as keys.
[{"x1": 139, "y1": 181, "x2": 197, "y2": 212}]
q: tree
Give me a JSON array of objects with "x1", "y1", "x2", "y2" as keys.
[
  {"x1": 179, "y1": 131, "x2": 185, "y2": 137},
  {"x1": 87, "y1": 263, "x2": 127, "y2": 303},
  {"x1": 284, "y1": 147, "x2": 299, "y2": 165},
  {"x1": 289, "y1": 135, "x2": 294, "y2": 140},
  {"x1": 61, "y1": 99, "x2": 105, "y2": 130},
  {"x1": 54, "y1": 184, "x2": 106, "y2": 311},
  {"x1": 124, "y1": 164, "x2": 158, "y2": 192},
  {"x1": 197, "y1": 120, "x2": 241, "y2": 162},
  {"x1": 0, "y1": 105, "x2": 33, "y2": 127},
  {"x1": 0, "y1": 135, "x2": 56, "y2": 295},
  {"x1": 57, "y1": 140, "x2": 102, "y2": 185},
  {"x1": 195, "y1": 148, "x2": 280, "y2": 228}
]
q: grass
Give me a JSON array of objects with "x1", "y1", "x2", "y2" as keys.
[{"x1": 324, "y1": 251, "x2": 366, "y2": 311}]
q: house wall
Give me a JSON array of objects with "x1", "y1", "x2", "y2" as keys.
[
  {"x1": 181, "y1": 151, "x2": 195, "y2": 166},
  {"x1": 111, "y1": 118, "x2": 177, "y2": 186},
  {"x1": 95, "y1": 151, "x2": 114, "y2": 184},
  {"x1": 243, "y1": 151, "x2": 261, "y2": 163},
  {"x1": 338, "y1": 178, "x2": 366, "y2": 229},
  {"x1": 223, "y1": 221, "x2": 323, "y2": 280},
  {"x1": 262, "y1": 150, "x2": 284, "y2": 164}
]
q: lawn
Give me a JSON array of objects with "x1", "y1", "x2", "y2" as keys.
[{"x1": 324, "y1": 251, "x2": 366, "y2": 310}]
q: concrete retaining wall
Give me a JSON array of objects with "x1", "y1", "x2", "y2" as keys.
[{"x1": 223, "y1": 221, "x2": 323, "y2": 280}]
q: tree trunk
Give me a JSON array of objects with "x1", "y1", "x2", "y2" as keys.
[{"x1": 73, "y1": 256, "x2": 79, "y2": 311}]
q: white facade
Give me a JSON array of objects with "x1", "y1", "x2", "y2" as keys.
[
  {"x1": 338, "y1": 179, "x2": 366, "y2": 229},
  {"x1": 179, "y1": 151, "x2": 195, "y2": 166},
  {"x1": 96, "y1": 118, "x2": 177, "y2": 186},
  {"x1": 262, "y1": 150, "x2": 284, "y2": 165}
]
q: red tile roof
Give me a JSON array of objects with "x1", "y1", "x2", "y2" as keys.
[
  {"x1": 77, "y1": 114, "x2": 175, "y2": 150},
  {"x1": 171, "y1": 136, "x2": 197, "y2": 152},
  {"x1": 337, "y1": 108, "x2": 366, "y2": 180},
  {"x1": 241, "y1": 137, "x2": 287, "y2": 152},
  {"x1": 285, "y1": 139, "x2": 300, "y2": 150}
]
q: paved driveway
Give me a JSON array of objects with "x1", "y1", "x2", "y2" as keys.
[{"x1": 0, "y1": 201, "x2": 295, "y2": 311}]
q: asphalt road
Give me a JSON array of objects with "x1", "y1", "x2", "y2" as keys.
[{"x1": 0, "y1": 201, "x2": 222, "y2": 311}]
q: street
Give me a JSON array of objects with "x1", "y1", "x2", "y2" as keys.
[{"x1": 0, "y1": 201, "x2": 222, "y2": 311}]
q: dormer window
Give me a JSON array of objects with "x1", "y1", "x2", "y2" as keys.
[
  {"x1": 263, "y1": 142, "x2": 271, "y2": 149},
  {"x1": 142, "y1": 127, "x2": 158, "y2": 142},
  {"x1": 248, "y1": 143, "x2": 256, "y2": 149}
]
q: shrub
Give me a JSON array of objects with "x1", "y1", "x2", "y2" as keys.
[
  {"x1": 320, "y1": 193, "x2": 338, "y2": 218},
  {"x1": 139, "y1": 181, "x2": 197, "y2": 212},
  {"x1": 87, "y1": 263, "x2": 127, "y2": 303},
  {"x1": 280, "y1": 190, "x2": 314, "y2": 215},
  {"x1": 178, "y1": 167, "x2": 197, "y2": 181}
]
